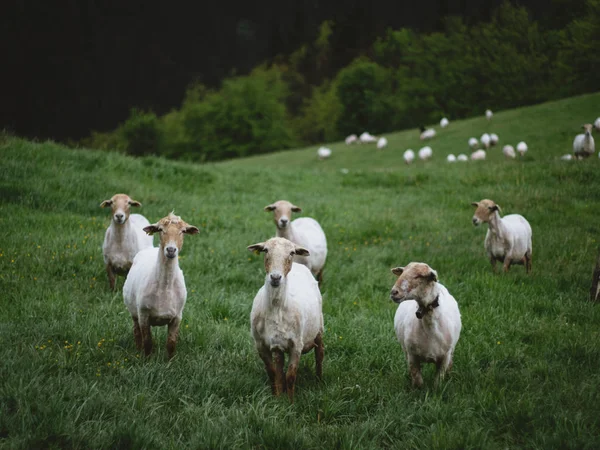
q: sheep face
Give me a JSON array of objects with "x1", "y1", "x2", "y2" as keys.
[
  {"x1": 390, "y1": 263, "x2": 438, "y2": 308},
  {"x1": 100, "y1": 194, "x2": 142, "y2": 225},
  {"x1": 143, "y1": 213, "x2": 199, "y2": 260},
  {"x1": 248, "y1": 237, "x2": 309, "y2": 288},
  {"x1": 264, "y1": 200, "x2": 302, "y2": 231},
  {"x1": 582, "y1": 124, "x2": 593, "y2": 137},
  {"x1": 471, "y1": 199, "x2": 500, "y2": 226}
]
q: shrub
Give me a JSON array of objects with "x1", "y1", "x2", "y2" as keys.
[{"x1": 120, "y1": 109, "x2": 161, "y2": 157}]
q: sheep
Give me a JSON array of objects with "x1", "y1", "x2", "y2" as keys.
[
  {"x1": 419, "y1": 126, "x2": 436, "y2": 140},
  {"x1": 594, "y1": 117, "x2": 600, "y2": 132},
  {"x1": 418, "y1": 146, "x2": 433, "y2": 161},
  {"x1": 377, "y1": 137, "x2": 388, "y2": 149},
  {"x1": 447, "y1": 154, "x2": 457, "y2": 162},
  {"x1": 573, "y1": 124, "x2": 595, "y2": 159},
  {"x1": 516, "y1": 141, "x2": 528, "y2": 157},
  {"x1": 561, "y1": 154, "x2": 573, "y2": 161},
  {"x1": 345, "y1": 134, "x2": 357, "y2": 145},
  {"x1": 123, "y1": 213, "x2": 199, "y2": 359},
  {"x1": 490, "y1": 133, "x2": 499, "y2": 146},
  {"x1": 468, "y1": 137, "x2": 479, "y2": 150},
  {"x1": 317, "y1": 147, "x2": 332, "y2": 160},
  {"x1": 248, "y1": 237, "x2": 324, "y2": 402},
  {"x1": 389, "y1": 262, "x2": 461, "y2": 388},
  {"x1": 440, "y1": 117, "x2": 449, "y2": 128},
  {"x1": 457, "y1": 154, "x2": 468, "y2": 162},
  {"x1": 480, "y1": 133, "x2": 491, "y2": 149},
  {"x1": 404, "y1": 149, "x2": 415, "y2": 165},
  {"x1": 100, "y1": 194, "x2": 154, "y2": 290},
  {"x1": 471, "y1": 199, "x2": 532, "y2": 273},
  {"x1": 486, "y1": 109, "x2": 493, "y2": 121},
  {"x1": 264, "y1": 200, "x2": 327, "y2": 284},
  {"x1": 470, "y1": 149, "x2": 486, "y2": 160},
  {"x1": 502, "y1": 145, "x2": 516, "y2": 159},
  {"x1": 359, "y1": 131, "x2": 378, "y2": 143}
]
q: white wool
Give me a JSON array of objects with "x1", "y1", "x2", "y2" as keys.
[
  {"x1": 377, "y1": 137, "x2": 388, "y2": 149},
  {"x1": 446, "y1": 154, "x2": 457, "y2": 162},
  {"x1": 468, "y1": 137, "x2": 479, "y2": 150},
  {"x1": 317, "y1": 147, "x2": 332, "y2": 159},
  {"x1": 457, "y1": 154, "x2": 468, "y2": 162},
  {"x1": 470, "y1": 149, "x2": 486, "y2": 160},
  {"x1": 573, "y1": 125, "x2": 595, "y2": 159},
  {"x1": 490, "y1": 133, "x2": 499, "y2": 146},
  {"x1": 277, "y1": 218, "x2": 327, "y2": 277},
  {"x1": 480, "y1": 133, "x2": 491, "y2": 149},
  {"x1": 485, "y1": 109, "x2": 493, "y2": 120},
  {"x1": 440, "y1": 117, "x2": 449, "y2": 128},
  {"x1": 418, "y1": 146, "x2": 432, "y2": 160},
  {"x1": 561, "y1": 154, "x2": 573, "y2": 161},
  {"x1": 420, "y1": 128, "x2": 436, "y2": 140},
  {"x1": 502, "y1": 145, "x2": 516, "y2": 159},
  {"x1": 403, "y1": 149, "x2": 415, "y2": 164},
  {"x1": 345, "y1": 134, "x2": 357, "y2": 145},
  {"x1": 516, "y1": 141, "x2": 528, "y2": 156},
  {"x1": 594, "y1": 118, "x2": 600, "y2": 131},
  {"x1": 359, "y1": 131, "x2": 378, "y2": 143}
]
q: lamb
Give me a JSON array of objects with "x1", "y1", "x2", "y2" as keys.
[
  {"x1": 440, "y1": 117, "x2": 449, "y2": 128},
  {"x1": 420, "y1": 127, "x2": 436, "y2": 140},
  {"x1": 447, "y1": 154, "x2": 457, "y2": 162},
  {"x1": 264, "y1": 200, "x2": 327, "y2": 284},
  {"x1": 502, "y1": 145, "x2": 516, "y2": 159},
  {"x1": 471, "y1": 199, "x2": 532, "y2": 273},
  {"x1": 123, "y1": 213, "x2": 199, "y2": 359},
  {"x1": 490, "y1": 133, "x2": 499, "y2": 146},
  {"x1": 470, "y1": 149, "x2": 486, "y2": 160},
  {"x1": 457, "y1": 154, "x2": 468, "y2": 162},
  {"x1": 404, "y1": 149, "x2": 415, "y2": 165},
  {"x1": 377, "y1": 137, "x2": 388, "y2": 149},
  {"x1": 345, "y1": 134, "x2": 357, "y2": 145},
  {"x1": 486, "y1": 109, "x2": 493, "y2": 121},
  {"x1": 468, "y1": 137, "x2": 479, "y2": 150},
  {"x1": 418, "y1": 146, "x2": 432, "y2": 161},
  {"x1": 359, "y1": 131, "x2": 378, "y2": 143},
  {"x1": 516, "y1": 141, "x2": 528, "y2": 157},
  {"x1": 389, "y1": 262, "x2": 461, "y2": 388},
  {"x1": 573, "y1": 124, "x2": 595, "y2": 159},
  {"x1": 480, "y1": 133, "x2": 491, "y2": 149},
  {"x1": 317, "y1": 147, "x2": 332, "y2": 160},
  {"x1": 100, "y1": 194, "x2": 154, "y2": 290},
  {"x1": 248, "y1": 237, "x2": 324, "y2": 402}
]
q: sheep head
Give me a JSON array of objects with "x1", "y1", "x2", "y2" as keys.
[
  {"x1": 264, "y1": 200, "x2": 302, "y2": 231},
  {"x1": 471, "y1": 199, "x2": 501, "y2": 226},
  {"x1": 582, "y1": 124, "x2": 593, "y2": 137},
  {"x1": 390, "y1": 262, "x2": 438, "y2": 314},
  {"x1": 144, "y1": 213, "x2": 199, "y2": 260},
  {"x1": 248, "y1": 237, "x2": 309, "y2": 288},
  {"x1": 100, "y1": 194, "x2": 142, "y2": 225}
]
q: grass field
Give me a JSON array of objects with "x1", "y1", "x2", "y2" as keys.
[{"x1": 1, "y1": 92, "x2": 600, "y2": 449}]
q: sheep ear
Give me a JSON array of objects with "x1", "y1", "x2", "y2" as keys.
[
  {"x1": 129, "y1": 200, "x2": 142, "y2": 207},
  {"x1": 100, "y1": 200, "x2": 113, "y2": 208},
  {"x1": 143, "y1": 225, "x2": 161, "y2": 235},
  {"x1": 471, "y1": 202, "x2": 479, "y2": 207},
  {"x1": 391, "y1": 267, "x2": 404, "y2": 276},
  {"x1": 183, "y1": 225, "x2": 199, "y2": 235},
  {"x1": 247, "y1": 242, "x2": 267, "y2": 253},
  {"x1": 488, "y1": 204, "x2": 501, "y2": 213},
  {"x1": 428, "y1": 269, "x2": 438, "y2": 282},
  {"x1": 291, "y1": 205, "x2": 302, "y2": 212},
  {"x1": 264, "y1": 204, "x2": 276, "y2": 212},
  {"x1": 294, "y1": 245, "x2": 310, "y2": 256}
]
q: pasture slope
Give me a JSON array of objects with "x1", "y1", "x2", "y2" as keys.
[{"x1": 1, "y1": 92, "x2": 600, "y2": 449}]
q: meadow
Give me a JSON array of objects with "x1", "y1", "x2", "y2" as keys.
[{"x1": 1, "y1": 92, "x2": 600, "y2": 449}]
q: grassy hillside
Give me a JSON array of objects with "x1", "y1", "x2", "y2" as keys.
[{"x1": 1, "y1": 93, "x2": 600, "y2": 449}]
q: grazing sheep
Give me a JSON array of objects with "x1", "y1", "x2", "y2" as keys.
[
  {"x1": 389, "y1": 262, "x2": 461, "y2": 388},
  {"x1": 573, "y1": 124, "x2": 595, "y2": 159},
  {"x1": 471, "y1": 199, "x2": 532, "y2": 273},
  {"x1": 486, "y1": 109, "x2": 493, "y2": 121},
  {"x1": 377, "y1": 137, "x2": 388, "y2": 149},
  {"x1": 100, "y1": 194, "x2": 154, "y2": 290},
  {"x1": 516, "y1": 141, "x2": 528, "y2": 157},
  {"x1": 420, "y1": 127, "x2": 436, "y2": 140},
  {"x1": 561, "y1": 154, "x2": 573, "y2": 161},
  {"x1": 480, "y1": 133, "x2": 491, "y2": 149},
  {"x1": 418, "y1": 146, "x2": 433, "y2": 161},
  {"x1": 447, "y1": 154, "x2": 457, "y2": 162},
  {"x1": 457, "y1": 154, "x2": 468, "y2": 162},
  {"x1": 440, "y1": 117, "x2": 449, "y2": 128},
  {"x1": 264, "y1": 200, "x2": 327, "y2": 284},
  {"x1": 490, "y1": 133, "x2": 499, "y2": 146},
  {"x1": 502, "y1": 145, "x2": 516, "y2": 159},
  {"x1": 359, "y1": 131, "x2": 378, "y2": 143},
  {"x1": 468, "y1": 137, "x2": 479, "y2": 150},
  {"x1": 123, "y1": 213, "x2": 199, "y2": 359},
  {"x1": 594, "y1": 118, "x2": 600, "y2": 132},
  {"x1": 317, "y1": 147, "x2": 332, "y2": 160},
  {"x1": 345, "y1": 134, "x2": 357, "y2": 145},
  {"x1": 404, "y1": 149, "x2": 415, "y2": 165},
  {"x1": 248, "y1": 237, "x2": 324, "y2": 402},
  {"x1": 471, "y1": 149, "x2": 486, "y2": 160}
]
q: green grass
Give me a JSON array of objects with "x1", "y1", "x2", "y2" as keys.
[{"x1": 2, "y1": 92, "x2": 600, "y2": 449}]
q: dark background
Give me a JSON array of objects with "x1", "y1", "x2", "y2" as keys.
[{"x1": 0, "y1": 0, "x2": 573, "y2": 141}]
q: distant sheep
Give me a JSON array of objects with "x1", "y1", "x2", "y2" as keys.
[
  {"x1": 447, "y1": 154, "x2": 457, "y2": 162},
  {"x1": 345, "y1": 134, "x2": 357, "y2": 145},
  {"x1": 457, "y1": 154, "x2": 468, "y2": 162},
  {"x1": 418, "y1": 146, "x2": 432, "y2": 160},
  {"x1": 471, "y1": 149, "x2": 486, "y2": 161},
  {"x1": 420, "y1": 127, "x2": 436, "y2": 140},
  {"x1": 100, "y1": 194, "x2": 154, "y2": 290},
  {"x1": 490, "y1": 133, "x2": 499, "y2": 146},
  {"x1": 594, "y1": 118, "x2": 600, "y2": 132},
  {"x1": 389, "y1": 262, "x2": 461, "y2": 388},
  {"x1": 480, "y1": 133, "x2": 491, "y2": 149},
  {"x1": 471, "y1": 199, "x2": 532, "y2": 273},
  {"x1": 502, "y1": 145, "x2": 516, "y2": 159},
  {"x1": 516, "y1": 141, "x2": 528, "y2": 157},
  {"x1": 377, "y1": 137, "x2": 388, "y2": 149},
  {"x1": 468, "y1": 137, "x2": 479, "y2": 150},
  {"x1": 573, "y1": 124, "x2": 595, "y2": 159},
  {"x1": 561, "y1": 154, "x2": 573, "y2": 161},
  {"x1": 404, "y1": 149, "x2": 415, "y2": 165},
  {"x1": 359, "y1": 132, "x2": 378, "y2": 143},
  {"x1": 486, "y1": 109, "x2": 493, "y2": 121},
  {"x1": 317, "y1": 147, "x2": 332, "y2": 160},
  {"x1": 440, "y1": 117, "x2": 449, "y2": 128}
]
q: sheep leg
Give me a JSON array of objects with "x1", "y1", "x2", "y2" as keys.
[
  {"x1": 525, "y1": 252, "x2": 532, "y2": 274},
  {"x1": 316, "y1": 269, "x2": 324, "y2": 288},
  {"x1": 286, "y1": 350, "x2": 301, "y2": 403},
  {"x1": 314, "y1": 333, "x2": 324, "y2": 381},
  {"x1": 435, "y1": 353, "x2": 453, "y2": 387},
  {"x1": 106, "y1": 264, "x2": 116, "y2": 290},
  {"x1": 489, "y1": 255, "x2": 497, "y2": 272},
  {"x1": 139, "y1": 316, "x2": 153, "y2": 356},
  {"x1": 258, "y1": 347, "x2": 278, "y2": 395},
  {"x1": 408, "y1": 356, "x2": 423, "y2": 388},
  {"x1": 503, "y1": 256, "x2": 511, "y2": 272},
  {"x1": 274, "y1": 350, "x2": 286, "y2": 395},
  {"x1": 132, "y1": 317, "x2": 143, "y2": 350},
  {"x1": 166, "y1": 317, "x2": 181, "y2": 360}
]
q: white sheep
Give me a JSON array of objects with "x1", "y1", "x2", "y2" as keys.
[
  {"x1": 502, "y1": 145, "x2": 516, "y2": 159},
  {"x1": 470, "y1": 149, "x2": 486, "y2": 160},
  {"x1": 516, "y1": 141, "x2": 528, "y2": 157},
  {"x1": 377, "y1": 137, "x2": 388, "y2": 149},
  {"x1": 594, "y1": 117, "x2": 600, "y2": 131},
  {"x1": 486, "y1": 109, "x2": 493, "y2": 120},
  {"x1": 468, "y1": 137, "x2": 479, "y2": 150},
  {"x1": 389, "y1": 262, "x2": 461, "y2": 388},
  {"x1": 264, "y1": 200, "x2": 327, "y2": 284},
  {"x1": 447, "y1": 154, "x2": 457, "y2": 162},
  {"x1": 404, "y1": 149, "x2": 415, "y2": 165},
  {"x1": 100, "y1": 194, "x2": 154, "y2": 290},
  {"x1": 123, "y1": 213, "x2": 199, "y2": 358},
  {"x1": 573, "y1": 124, "x2": 595, "y2": 159},
  {"x1": 561, "y1": 154, "x2": 573, "y2": 161},
  {"x1": 440, "y1": 117, "x2": 449, "y2": 128},
  {"x1": 345, "y1": 134, "x2": 357, "y2": 145},
  {"x1": 490, "y1": 133, "x2": 499, "y2": 146},
  {"x1": 471, "y1": 199, "x2": 532, "y2": 273},
  {"x1": 420, "y1": 127, "x2": 436, "y2": 140},
  {"x1": 317, "y1": 147, "x2": 332, "y2": 160},
  {"x1": 418, "y1": 146, "x2": 432, "y2": 161},
  {"x1": 457, "y1": 154, "x2": 468, "y2": 162},
  {"x1": 248, "y1": 237, "x2": 324, "y2": 402},
  {"x1": 359, "y1": 131, "x2": 378, "y2": 143},
  {"x1": 480, "y1": 133, "x2": 491, "y2": 149}
]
